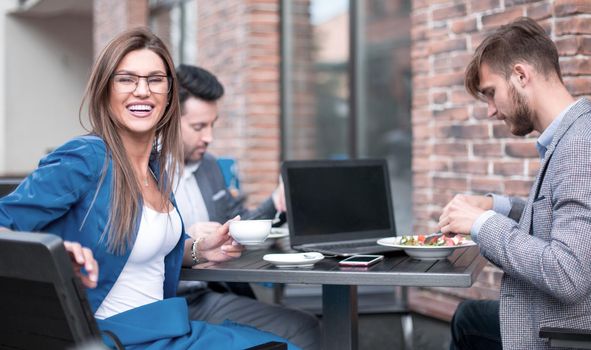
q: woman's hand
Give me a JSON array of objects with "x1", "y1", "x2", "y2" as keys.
[
  {"x1": 63, "y1": 241, "x2": 99, "y2": 288},
  {"x1": 198, "y1": 216, "x2": 244, "y2": 263}
]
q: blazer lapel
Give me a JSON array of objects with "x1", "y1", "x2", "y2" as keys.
[
  {"x1": 194, "y1": 165, "x2": 216, "y2": 220},
  {"x1": 522, "y1": 98, "x2": 591, "y2": 234}
]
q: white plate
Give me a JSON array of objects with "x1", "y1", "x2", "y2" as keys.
[
  {"x1": 377, "y1": 236, "x2": 476, "y2": 260},
  {"x1": 263, "y1": 252, "x2": 324, "y2": 268},
  {"x1": 268, "y1": 227, "x2": 289, "y2": 239}
]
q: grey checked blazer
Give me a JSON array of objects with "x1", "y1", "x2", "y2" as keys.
[
  {"x1": 478, "y1": 98, "x2": 591, "y2": 349},
  {"x1": 194, "y1": 153, "x2": 276, "y2": 223}
]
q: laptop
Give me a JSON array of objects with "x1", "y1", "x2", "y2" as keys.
[{"x1": 281, "y1": 159, "x2": 398, "y2": 257}]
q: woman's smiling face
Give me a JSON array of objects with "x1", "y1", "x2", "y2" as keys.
[{"x1": 109, "y1": 48, "x2": 169, "y2": 137}]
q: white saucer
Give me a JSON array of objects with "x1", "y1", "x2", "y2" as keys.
[
  {"x1": 377, "y1": 236, "x2": 476, "y2": 260},
  {"x1": 263, "y1": 252, "x2": 324, "y2": 268},
  {"x1": 268, "y1": 227, "x2": 289, "y2": 239}
]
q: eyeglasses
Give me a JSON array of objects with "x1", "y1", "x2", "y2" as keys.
[{"x1": 112, "y1": 73, "x2": 171, "y2": 94}]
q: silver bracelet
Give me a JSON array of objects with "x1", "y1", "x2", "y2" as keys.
[{"x1": 191, "y1": 237, "x2": 204, "y2": 266}]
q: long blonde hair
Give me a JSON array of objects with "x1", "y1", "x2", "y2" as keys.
[{"x1": 80, "y1": 28, "x2": 182, "y2": 254}]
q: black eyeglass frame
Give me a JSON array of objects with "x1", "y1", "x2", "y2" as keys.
[{"x1": 111, "y1": 73, "x2": 172, "y2": 94}]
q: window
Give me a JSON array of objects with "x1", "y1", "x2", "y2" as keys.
[
  {"x1": 281, "y1": 0, "x2": 412, "y2": 232},
  {"x1": 149, "y1": 0, "x2": 197, "y2": 65}
]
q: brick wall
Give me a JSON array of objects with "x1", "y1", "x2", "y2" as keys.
[
  {"x1": 196, "y1": 0, "x2": 281, "y2": 207},
  {"x1": 410, "y1": 0, "x2": 591, "y2": 320},
  {"x1": 93, "y1": 0, "x2": 148, "y2": 58}
]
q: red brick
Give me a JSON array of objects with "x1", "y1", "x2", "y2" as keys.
[
  {"x1": 505, "y1": 140, "x2": 538, "y2": 158},
  {"x1": 414, "y1": 173, "x2": 433, "y2": 188},
  {"x1": 433, "y1": 52, "x2": 472, "y2": 72},
  {"x1": 433, "y1": 176, "x2": 469, "y2": 192},
  {"x1": 555, "y1": 36, "x2": 583, "y2": 56},
  {"x1": 470, "y1": 0, "x2": 501, "y2": 13},
  {"x1": 556, "y1": 17, "x2": 591, "y2": 35},
  {"x1": 433, "y1": 107, "x2": 470, "y2": 121},
  {"x1": 451, "y1": 90, "x2": 474, "y2": 105},
  {"x1": 435, "y1": 124, "x2": 490, "y2": 138},
  {"x1": 528, "y1": 160, "x2": 541, "y2": 176},
  {"x1": 581, "y1": 37, "x2": 591, "y2": 55},
  {"x1": 431, "y1": 91, "x2": 448, "y2": 104},
  {"x1": 432, "y1": 4, "x2": 467, "y2": 21},
  {"x1": 433, "y1": 142, "x2": 469, "y2": 157},
  {"x1": 413, "y1": 58, "x2": 430, "y2": 74},
  {"x1": 413, "y1": 143, "x2": 434, "y2": 157},
  {"x1": 412, "y1": 12, "x2": 428, "y2": 26},
  {"x1": 452, "y1": 160, "x2": 489, "y2": 175},
  {"x1": 429, "y1": 38, "x2": 467, "y2": 55},
  {"x1": 413, "y1": 0, "x2": 430, "y2": 10},
  {"x1": 504, "y1": 179, "x2": 534, "y2": 197},
  {"x1": 413, "y1": 91, "x2": 429, "y2": 107},
  {"x1": 413, "y1": 191, "x2": 433, "y2": 206},
  {"x1": 433, "y1": 192, "x2": 455, "y2": 208},
  {"x1": 565, "y1": 76, "x2": 591, "y2": 96},
  {"x1": 412, "y1": 42, "x2": 430, "y2": 59},
  {"x1": 493, "y1": 160, "x2": 524, "y2": 176},
  {"x1": 473, "y1": 142, "x2": 503, "y2": 157},
  {"x1": 471, "y1": 177, "x2": 503, "y2": 193},
  {"x1": 413, "y1": 158, "x2": 449, "y2": 172},
  {"x1": 412, "y1": 25, "x2": 428, "y2": 41},
  {"x1": 492, "y1": 123, "x2": 521, "y2": 138},
  {"x1": 413, "y1": 109, "x2": 433, "y2": 123},
  {"x1": 451, "y1": 18, "x2": 477, "y2": 34},
  {"x1": 555, "y1": 0, "x2": 591, "y2": 17},
  {"x1": 472, "y1": 106, "x2": 489, "y2": 120},
  {"x1": 414, "y1": 124, "x2": 433, "y2": 140},
  {"x1": 506, "y1": 0, "x2": 548, "y2": 7},
  {"x1": 414, "y1": 75, "x2": 429, "y2": 89},
  {"x1": 427, "y1": 23, "x2": 450, "y2": 40},
  {"x1": 481, "y1": 8, "x2": 525, "y2": 30},
  {"x1": 429, "y1": 71, "x2": 466, "y2": 87},
  {"x1": 560, "y1": 56, "x2": 591, "y2": 76},
  {"x1": 527, "y1": 2, "x2": 552, "y2": 20}
]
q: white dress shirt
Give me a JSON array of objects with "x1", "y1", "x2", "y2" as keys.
[{"x1": 174, "y1": 162, "x2": 209, "y2": 228}]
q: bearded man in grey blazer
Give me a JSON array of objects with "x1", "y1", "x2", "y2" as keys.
[
  {"x1": 174, "y1": 64, "x2": 321, "y2": 350},
  {"x1": 439, "y1": 17, "x2": 591, "y2": 350}
]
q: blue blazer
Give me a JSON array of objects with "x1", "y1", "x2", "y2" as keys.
[
  {"x1": 0, "y1": 136, "x2": 298, "y2": 349},
  {"x1": 0, "y1": 135, "x2": 186, "y2": 312}
]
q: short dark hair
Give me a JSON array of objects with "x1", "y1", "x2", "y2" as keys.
[
  {"x1": 465, "y1": 17, "x2": 562, "y2": 100},
  {"x1": 176, "y1": 64, "x2": 224, "y2": 106}
]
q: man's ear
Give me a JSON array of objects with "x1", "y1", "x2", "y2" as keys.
[{"x1": 511, "y1": 63, "x2": 531, "y2": 88}]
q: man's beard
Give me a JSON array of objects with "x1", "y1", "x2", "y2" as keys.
[{"x1": 505, "y1": 84, "x2": 535, "y2": 136}]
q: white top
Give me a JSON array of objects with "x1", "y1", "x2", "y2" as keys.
[
  {"x1": 94, "y1": 206, "x2": 182, "y2": 319},
  {"x1": 174, "y1": 162, "x2": 209, "y2": 228}
]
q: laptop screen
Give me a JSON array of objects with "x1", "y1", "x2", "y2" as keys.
[{"x1": 282, "y1": 159, "x2": 396, "y2": 246}]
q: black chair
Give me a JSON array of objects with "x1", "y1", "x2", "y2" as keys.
[
  {"x1": 0, "y1": 231, "x2": 111, "y2": 349},
  {"x1": 0, "y1": 231, "x2": 286, "y2": 350},
  {"x1": 540, "y1": 325, "x2": 591, "y2": 349}
]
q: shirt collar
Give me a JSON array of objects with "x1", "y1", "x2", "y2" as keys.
[
  {"x1": 536, "y1": 99, "x2": 579, "y2": 159},
  {"x1": 182, "y1": 161, "x2": 201, "y2": 181}
]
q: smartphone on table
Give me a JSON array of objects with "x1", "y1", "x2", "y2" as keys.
[{"x1": 338, "y1": 255, "x2": 384, "y2": 267}]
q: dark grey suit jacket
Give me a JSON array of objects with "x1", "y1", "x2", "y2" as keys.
[
  {"x1": 194, "y1": 153, "x2": 276, "y2": 223},
  {"x1": 479, "y1": 98, "x2": 591, "y2": 349}
]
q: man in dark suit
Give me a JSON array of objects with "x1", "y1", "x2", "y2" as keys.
[
  {"x1": 439, "y1": 17, "x2": 591, "y2": 350},
  {"x1": 174, "y1": 64, "x2": 320, "y2": 350}
]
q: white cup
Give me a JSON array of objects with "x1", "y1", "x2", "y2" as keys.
[{"x1": 229, "y1": 220, "x2": 272, "y2": 245}]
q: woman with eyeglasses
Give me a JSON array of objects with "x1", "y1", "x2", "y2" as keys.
[{"x1": 0, "y1": 28, "x2": 297, "y2": 349}]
